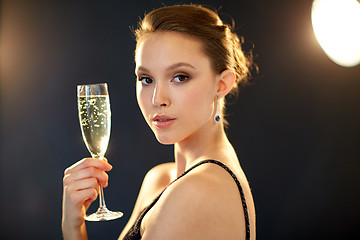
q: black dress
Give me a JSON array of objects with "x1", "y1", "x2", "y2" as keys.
[{"x1": 123, "y1": 159, "x2": 250, "y2": 240}]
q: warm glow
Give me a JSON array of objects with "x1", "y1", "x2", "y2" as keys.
[{"x1": 311, "y1": 0, "x2": 360, "y2": 67}]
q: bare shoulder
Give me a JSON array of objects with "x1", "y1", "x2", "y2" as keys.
[
  {"x1": 142, "y1": 162, "x2": 250, "y2": 240},
  {"x1": 136, "y1": 162, "x2": 177, "y2": 210},
  {"x1": 119, "y1": 162, "x2": 175, "y2": 239},
  {"x1": 144, "y1": 162, "x2": 176, "y2": 187}
]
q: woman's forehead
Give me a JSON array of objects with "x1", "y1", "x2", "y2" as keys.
[{"x1": 135, "y1": 31, "x2": 210, "y2": 68}]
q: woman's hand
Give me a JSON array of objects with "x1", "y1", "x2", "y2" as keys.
[{"x1": 62, "y1": 158, "x2": 112, "y2": 240}]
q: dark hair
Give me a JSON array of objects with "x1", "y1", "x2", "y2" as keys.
[{"x1": 134, "y1": 4, "x2": 253, "y2": 95}]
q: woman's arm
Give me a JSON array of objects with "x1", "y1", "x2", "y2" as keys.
[{"x1": 62, "y1": 158, "x2": 112, "y2": 240}]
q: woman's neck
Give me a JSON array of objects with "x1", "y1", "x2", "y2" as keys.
[{"x1": 173, "y1": 123, "x2": 236, "y2": 177}]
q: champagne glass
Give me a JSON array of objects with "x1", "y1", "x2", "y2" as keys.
[{"x1": 77, "y1": 83, "x2": 123, "y2": 221}]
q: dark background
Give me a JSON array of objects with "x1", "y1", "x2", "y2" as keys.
[{"x1": 1, "y1": 0, "x2": 359, "y2": 239}]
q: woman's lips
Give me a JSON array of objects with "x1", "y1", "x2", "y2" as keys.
[{"x1": 153, "y1": 115, "x2": 176, "y2": 128}]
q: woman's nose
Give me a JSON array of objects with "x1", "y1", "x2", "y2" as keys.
[{"x1": 152, "y1": 83, "x2": 170, "y2": 107}]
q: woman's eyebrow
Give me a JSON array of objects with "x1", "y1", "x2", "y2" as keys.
[
  {"x1": 167, "y1": 62, "x2": 196, "y2": 70},
  {"x1": 135, "y1": 66, "x2": 149, "y2": 75},
  {"x1": 136, "y1": 62, "x2": 196, "y2": 74}
]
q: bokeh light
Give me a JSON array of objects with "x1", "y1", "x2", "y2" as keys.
[{"x1": 311, "y1": 0, "x2": 360, "y2": 67}]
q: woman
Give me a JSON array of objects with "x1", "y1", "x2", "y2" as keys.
[{"x1": 62, "y1": 4, "x2": 256, "y2": 240}]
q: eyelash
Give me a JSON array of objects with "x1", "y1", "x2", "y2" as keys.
[
  {"x1": 138, "y1": 76, "x2": 153, "y2": 85},
  {"x1": 172, "y1": 74, "x2": 189, "y2": 83},
  {"x1": 138, "y1": 74, "x2": 190, "y2": 85}
]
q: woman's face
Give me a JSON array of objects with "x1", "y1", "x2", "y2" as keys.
[{"x1": 135, "y1": 31, "x2": 219, "y2": 145}]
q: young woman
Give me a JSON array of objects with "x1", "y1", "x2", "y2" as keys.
[{"x1": 62, "y1": 4, "x2": 256, "y2": 240}]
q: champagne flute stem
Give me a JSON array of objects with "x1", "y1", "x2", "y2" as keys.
[
  {"x1": 99, "y1": 185, "x2": 106, "y2": 209},
  {"x1": 94, "y1": 156, "x2": 107, "y2": 210}
]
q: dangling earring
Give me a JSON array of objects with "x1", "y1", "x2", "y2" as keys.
[{"x1": 214, "y1": 97, "x2": 221, "y2": 123}]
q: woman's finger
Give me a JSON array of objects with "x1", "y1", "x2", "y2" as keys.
[
  {"x1": 64, "y1": 178, "x2": 100, "y2": 206},
  {"x1": 63, "y1": 166, "x2": 109, "y2": 188},
  {"x1": 64, "y1": 158, "x2": 112, "y2": 175}
]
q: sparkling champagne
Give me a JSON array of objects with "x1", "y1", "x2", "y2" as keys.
[{"x1": 78, "y1": 95, "x2": 111, "y2": 157}]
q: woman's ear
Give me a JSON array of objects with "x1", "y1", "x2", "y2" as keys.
[{"x1": 216, "y1": 69, "x2": 236, "y2": 98}]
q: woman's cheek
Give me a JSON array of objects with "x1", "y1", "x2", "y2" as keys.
[
  {"x1": 137, "y1": 88, "x2": 152, "y2": 123},
  {"x1": 181, "y1": 88, "x2": 213, "y2": 120}
]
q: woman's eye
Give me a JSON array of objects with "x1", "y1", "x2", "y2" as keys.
[
  {"x1": 139, "y1": 77, "x2": 153, "y2": 85},
  {"x1": 173, "y1": 75, "x2": 189, "y2": 83}
]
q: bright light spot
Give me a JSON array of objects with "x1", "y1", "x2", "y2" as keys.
[{"x1": 311, "y1": 0, "x2": 360, "y2": 67}]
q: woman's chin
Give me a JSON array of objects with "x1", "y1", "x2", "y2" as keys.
[
  {"x1": 156, "y1": 137, "x2": 176, "y2": 145},
  {"x1": 154, "y1": 133, "x2": 177, "y2": 145}
]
